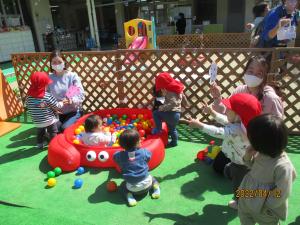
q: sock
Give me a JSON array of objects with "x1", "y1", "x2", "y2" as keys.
[
  {"x1": 127, "y1": 193, "x2": 137, "y2": 207},
  {"x1": 151, "y1": 183, "x2": 160, "y2": 199}
]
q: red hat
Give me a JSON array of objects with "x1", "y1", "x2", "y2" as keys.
[
  {"x1": 27, "y1": 72, "x2": 52, "y2": 98},
  {"x1": 221, "y1": 93, "x2": 262, "y2": 128},
  {"x1": 155, "y1": 72, "x2": 184, "y2": 94}
]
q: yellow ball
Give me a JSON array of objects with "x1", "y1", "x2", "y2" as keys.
[
  {"x1": 74, "y1": 128, "x2": 81, "y2": 135},
  {"x1": 112, "y1": 143, "x2": 119, "y2": 147},
  {"x1": 79, "y1": 125, "x2": 85, "y2": 131},
  {"x1": 133, "y1": 123, "x2": 137, "y2": 127},
  {"x1": 47, "y1": 178, "x2": 57, "y2": 187},
  {"x1": 73, "y1": 139, "x2": 80, "y2": 145},
  {"x1": 104, "y1": 127, "x2": 110, "y2": 132}
]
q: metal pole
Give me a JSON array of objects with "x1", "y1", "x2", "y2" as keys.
[
  {"x1": 17, "y1": 0, "x2": 25, "y2": 26},
  {"x1": 86, "y1": 0, "x2": 95, "y2": 47},
  {"x1": 91, "y1": 0, "x2": 100, "y2": 49}
]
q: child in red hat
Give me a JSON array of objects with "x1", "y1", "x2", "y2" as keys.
[
  {"x1": 152, "y1": 72, "x2": 189, "y2": 147},
  {"x1": 26, "y1": 72, "x2": 65, "y2": 149},
  {"x1": 189, "y1": 93, "x2": 262, "y2": 209}
]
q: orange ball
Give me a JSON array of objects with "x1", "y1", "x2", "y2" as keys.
[
  {"x1": 137, "y1": 114, "x2": 143, "y2": 120},
  {"x1": 107, "y1": 181, "x2": 117, "y2": 192},
  {"x1": 78, "y1": 125, "x2": 85, "y2": 131}
]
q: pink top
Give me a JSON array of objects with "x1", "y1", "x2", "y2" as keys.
[{"x1": 213, "y1": 85, "x2": 284, "y2": 118}]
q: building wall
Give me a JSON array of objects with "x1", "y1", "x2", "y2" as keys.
[
  {"x1": 26, "y1": 0, "x2": 53, "y2": 51},
  {"x1": 217, "y1": 0, "x2": 228, "y2": 32},
  {"x1": 245, "y1": 0, "x2": 256, "y2": 30}
]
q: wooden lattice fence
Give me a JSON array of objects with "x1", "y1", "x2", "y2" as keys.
[
  {"x1": 11, "y1": 47, "x2": 300, "y2": 134},
  {"x1": 118, "y1": 33, "x2": 251, "y2": 49}
]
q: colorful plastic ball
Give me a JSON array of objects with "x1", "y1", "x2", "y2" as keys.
[
  {"x1": 74, "y1": 128, "x2": 82, "y2": 135},
  {"x1": 77, "y1": 167, "x2": 85, "y2": 175},
  {"x1": 138, "y1": 129, "x2": 146, "y2": 137},
  {"x1": 107, "y1": 181, "x2": 117, "y2": 192},
  {"x1": 78, "y1": 125, "x2": 85, "y2": 132},
  {"x1": 204, "y1": 157, "x2": 213, "y2": 165},
  {"x1": 112, "y1": 143, "x2": 119, "y2": 147},
  {"x1": 112, "y1": 114, "x2": 118, "y2": 119},
  {"x1": 143, "y1": 114, "x2": 148, "y2": 120},
  {"x1": 122, "y1": 114, "x2": 127, "y2": 120},
  {"x1": 107, "y1": 118, "x2": 113, "y2": 125},
  {"x1": 47, "y1": 178, "x2": 57, "y2": 187},
  {"x1": 74, "y1": 178, "x2": 83, "y2": 189},
  {"x1": 73, "y1": 139, "x2": 80, "y2": 145},
  {"x1": 103, "y1": 127, "x2": 110, "y2": 132},
  {"x1": 110, "y1": 128, "x2": 115, "y2": 133},
  {"x1": 54, "y1": 167, "x2": 62, "y2": 176},
  {"x1": 106, "y1": 114, "x2": 111, "y2": 118},
  {"x1": 137, "y1": 114, "x2": 144, "y2": 120},
  {"x1": 131, "y1": 114, "x2": 137, "y2": 120},
  {"x1": 47, "y1": 171, "x2": 55, "y2": 179},
  {"x1": 76, "y1": 134, "x2": 82, "y2": 139}
]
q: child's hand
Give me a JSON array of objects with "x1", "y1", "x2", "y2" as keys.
[
  {"x1": 62, "y1": 98, "x2": 73, "y2": 105},
  {"x1": 210, "y1": 83, "x2": 221, "y2": 99},
  {"x1": 246, "y1": 146, "x2": 257, "y2": 157},
  {"x1": 188, "y1": 118, "x2": 203, "y2": 129},
  {"x1": 201, "y1": 102, "x2": 212, "y2": 114}
]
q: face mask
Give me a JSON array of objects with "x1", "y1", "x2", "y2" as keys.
[
  {"x1": 52, "y1": 62, "x2": 65, "y2": 72},
  {"x1": 244, "y1": 74, "x2": 263, "y2": 88}
]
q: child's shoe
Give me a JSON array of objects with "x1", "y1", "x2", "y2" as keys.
[
  {"x1": 151, "y1": 183, "x2": 160, "y2": 199},
  {"x1": 228, "y1": 200, "x2": 238, "y2": 209},
  {"x1": 166, "y1": 142, "x2": 177, "y2": 148},
  {"x1": 37, "y1": 142, "x2": 47, "y2": 149},
  {"x1": 127, "y1": 193, "x2": 137, "y2": 207}
]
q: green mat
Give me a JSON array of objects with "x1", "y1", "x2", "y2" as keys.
[{"x1": 0, "y1": 124, "x2": 299, "y2": 225}]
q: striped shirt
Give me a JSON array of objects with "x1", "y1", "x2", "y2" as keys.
[{"x1": 26, "y1": 92, "x2": 63, "y2": 128}]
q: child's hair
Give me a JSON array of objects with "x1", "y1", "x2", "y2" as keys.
[
  {"x1": 247, "y1": 114, "x2": 288, "y2": 158},
  {"x1": 49, "y1": 49, "x2": 67, "y2": 72},
  {"x1": 84, "y1": 115, "x2": 102, "y2": 133},
  {"x1": 244, "y1": 55, "x2": 283, "y2": 100},
  {"x1": 253, "y1": 2, "x2": 268, "y2": 18},
  {"x1": 119, "y1": 129, "x2": 140, "y2": 150}
]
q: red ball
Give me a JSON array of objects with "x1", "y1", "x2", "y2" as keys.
[
  {"x1": 131, "y1": 114, "x2": 137, "y2": 120},
  {"x1": 197, "y1": 150, "x2": 206, "y2": 161},
  {"x1": 139, "y1": 129, "x2": 146, "y2": 137},
  {"x1": 143, "y1": 114, "x2": 148, "y2": 120},
  {"x1": 137, "y1": 124, "x2": 143, "y2": 130},
  {"x1": 107, "y1": 181, "x2": 117, "y2": 192},
  {"x1": 110, "y1": 128, "x2": 115, "y2": 133},
  {"x1": 106, "y1": 114, "x2": 111, "y2": 118}
]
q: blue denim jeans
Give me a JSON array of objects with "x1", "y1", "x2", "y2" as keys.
[
  {"x1": 152, "y1": 110, "x2": 180, "y2": 145},
  {"x1": 58, "y1": 110, "x2": 83, "y2": 131}
]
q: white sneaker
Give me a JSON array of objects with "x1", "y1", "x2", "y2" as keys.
[{"x1": 228, "y1": 200, "x2": 238, "y2": 210}]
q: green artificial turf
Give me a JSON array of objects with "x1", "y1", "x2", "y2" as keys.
[{"x1": 0, "y1": 123, "x2": 299, "y2": 225}]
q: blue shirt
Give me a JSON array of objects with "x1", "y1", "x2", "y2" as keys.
[
  {"x1": 113, "y1": 148, "x2": 151, "y2": 184},
  {"x1": 261, "y1": 5, "x2": 298, "y2": 47}
]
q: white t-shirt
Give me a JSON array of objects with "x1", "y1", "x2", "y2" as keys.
[{"x1": 81, "y1": 132, "x2": 116, "y2": 146}]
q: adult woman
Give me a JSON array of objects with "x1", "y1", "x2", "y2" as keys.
[
  {"x1": 48, "y1": 50, "x2": 85, "y2": 131},
  {"x1": 210, "y1": 55, "x2": 284, "y2": 174}
]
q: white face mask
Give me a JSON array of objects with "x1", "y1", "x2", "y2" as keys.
[
  {"x1": 52, "y1": 62, "x2": 65, "y2": 72},
  {"x1": 244, "y1": 74, "x2": 263, "y2": 88}
]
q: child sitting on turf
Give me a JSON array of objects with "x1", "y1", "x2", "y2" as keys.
[
  {"x1": 81, "y1": 114, "x2": 116, "y2": 146},
  {"x1": 26, "y1": 71, "x2": 64, "y2": 149},
  {"x1": 188, "y1": 93, "x2": 262, "y2": 209},
  {"x1": 152, "y1": 72, "x2": 189, "y2": 147},
  {"x1": 238, "y1": 114, "x2": 296, "y2": 225},
  {"x1": 113, "y1": 129, "x2": 160, "y2": 207}
]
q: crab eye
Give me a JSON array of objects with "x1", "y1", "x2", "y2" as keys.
[
  {"x1": 98, "y1": 151, "x2": 109, "y2": 162},
  {"x1": 86, "y1": 151, "x2": 96, "y2": 161}
]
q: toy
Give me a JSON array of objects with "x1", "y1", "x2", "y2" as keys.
[
  {"x1": 196, "y1": 140, "x2": 221, "y2": 164},
  {"x1": 74, "y1": 178, "x2": 83, "y2": 189},
  {"x1": 53, "y1": 167, "x2": 62, "y2": 176},
  {"x1": 48, "y1": 108, "x2": 168, "y2": 172},
  {"x1": 77, "y1": 167, "x2": 85, "y2": 175},
  {"x1": 47, "y1": 171, "x2": 55, "y2": 178},
  {"x1": 107, "y1": 180, "x2": 117, "y2": 192},
  {"x1": 47, "y1": 178, "x2": 56, "y2": 187},
  {"x1": 65, "y1": 85, "x2": 81, "y2": 99}
]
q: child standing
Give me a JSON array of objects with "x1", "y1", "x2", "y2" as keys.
[
  {"x1": 238, "y1": 114, "x2": 296, "y2": 225},
  {"x1": 152, "y1": 72, "x2": 189, "y2": 147},
  {"x1": 189, "y1": 93, "x2": 262, "y2": 209},
  {"x1": 113, "y1": 129, "x2": 161, "y2": 207},
  {"x1": 26, "y1": 72, "x2": 64, "y2": 149},
  {"x1": 81, "y1": 115, "x2": 116, "y2": 146}
]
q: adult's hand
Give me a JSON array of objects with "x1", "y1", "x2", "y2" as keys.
[{"x1": 210, "y1": 83, "x2": 221, "y2": 99}]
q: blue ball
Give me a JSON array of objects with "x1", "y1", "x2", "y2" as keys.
[
  {"x1": 77, "y1": 167, "x2": 85, "y2": 175},
  {"x1": 107, "y1": 118, "x2": 113, "y2": 125},
  {"x1": 74, "y1": 178, "x2": 83, "y2": 188},
  {"x1": 205, "y1": 157, "x2": 213, "y2": 165}
]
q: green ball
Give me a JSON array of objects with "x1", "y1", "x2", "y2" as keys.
[
  {"x1": 122, "y1": 114, "x2": 127, "y2": 120},
  {"x1": 47, "y1": 171, "x2": 55, "y2": 178},
  {"x1": 112, "y1": 114, "x2": 118, "y2": 119},
  {"x1": 53, "y1": 167, "x2": 62, "y2": 176}
]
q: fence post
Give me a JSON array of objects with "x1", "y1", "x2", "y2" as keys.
[{"x1": 115, "y1": 50, "x2": 126, "y2": 108}]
